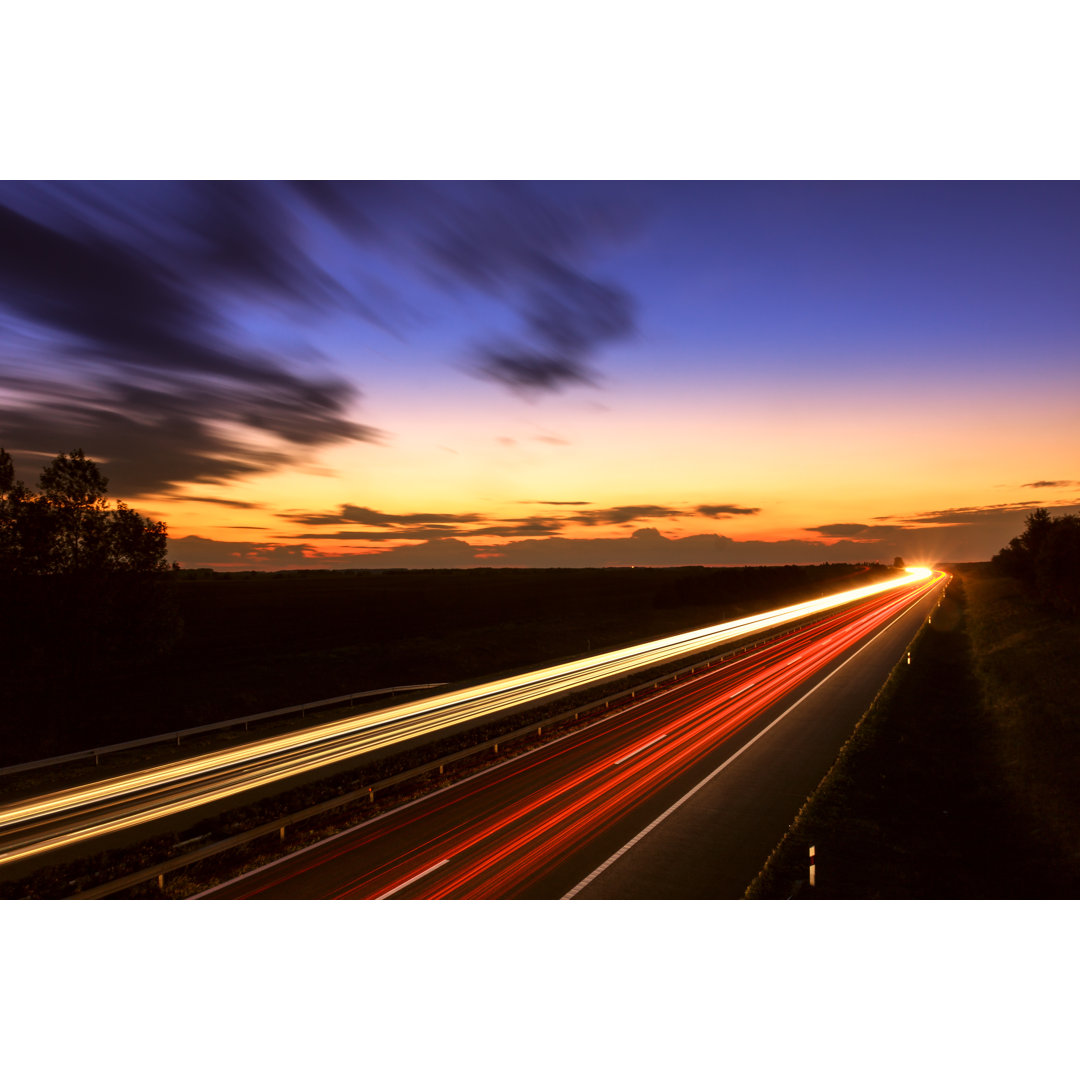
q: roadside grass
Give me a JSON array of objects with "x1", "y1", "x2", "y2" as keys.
[
  {"x1": 964, "y1": 566, "x2": 1080, "y2": 883},
  {"x1": 746, "y1": 572, "x2": 1078, "y2": 899}
]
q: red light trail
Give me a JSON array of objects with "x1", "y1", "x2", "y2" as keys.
[{"x1": 204, "y1": 569, "x2": 944, "y2": 899}]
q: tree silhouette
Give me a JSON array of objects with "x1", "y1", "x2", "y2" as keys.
[
  {"x1": 1, "y1": 448, "x2": 169, "y2": 576},
  {"x1": 993, "y1": 508, "x2": 1080, "y2": 616},
  {"x1": 0, "y1": 448, "x2": 178, "y2": 758}
]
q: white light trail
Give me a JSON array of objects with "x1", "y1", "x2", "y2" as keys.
[{"x1": 0, "y1": 567, "x2": 940, "y2": 868}]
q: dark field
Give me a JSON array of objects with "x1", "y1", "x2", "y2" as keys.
[{"x1": 3, "y1": 563, "x2": 890, "y2": 766}]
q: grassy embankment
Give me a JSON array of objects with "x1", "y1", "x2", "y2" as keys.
[{"x1": 747, "y1": 566, "x2": 1080, "y2": 898}]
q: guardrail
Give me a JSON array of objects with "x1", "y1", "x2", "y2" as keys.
[
  {"x1": 68, "y1": 630, "x2": 806, "y2": 899},
  {"x1": 0, "y1": 683, "x2": 447, "y2": 778}
]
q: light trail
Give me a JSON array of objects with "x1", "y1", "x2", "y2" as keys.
[
  {"x1": 0, "y1": 568, "x2": 939, "y2": 870},
  {"x1": 414, "y1": 580, "x2": 937, "y2": 899},
  {"x1": 207, "y1": 570, "x2": 944, "y2": 900}
]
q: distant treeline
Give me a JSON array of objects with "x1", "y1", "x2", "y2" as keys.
[{"x1": 992, "y1": 509, "x2": 1080, "y2": 615}]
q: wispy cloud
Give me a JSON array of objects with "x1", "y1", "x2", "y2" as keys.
[
  {"x1": 281, "y1": 504, "x2": 484, "y2": 527},
  {"x1": 807, "y1": 522, "x2": 908, "y2": 540},
  {"x1": 696, "y1": 504, "x2": 761, "y2": 518},
  {"x1": 0, "y1": 184, "x2": 375, "y2": 495},
  {"x1": 892, "y1": 501, "x2": 1045, "y2": 525},
  {"x1": 0, "y1": 181, "x2": 643, "y2": 496},
  {"x1": 292, "y1": 180, "x2": 641, "y2": 395},
  {"x1": 163, "y1": 494, "x2": 266, "y2": 511},
  {"x1": 569, "y1": 504, "x2": 686, "y2": 526},
  {"x1": 282, "y1": 499, "x2": 763, "y2": 538}
]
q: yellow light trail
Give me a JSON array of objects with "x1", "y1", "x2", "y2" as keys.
[{"x1": 0, "y1": 567, "x2": 940, "y2": 868}]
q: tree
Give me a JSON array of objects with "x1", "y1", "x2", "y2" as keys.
[
  {"x1": 0, "y1": 449, "x2": 179, "y2": 755},
  {"x1": 0, "y1": 448, "x2": 169, "y2": 577},
  {"x1": 993, "y1": 509, "x2": 1080, "y2": 616},
  {"x1": 1034, "y1": 514, "x2": 1080, "y2": 616}
]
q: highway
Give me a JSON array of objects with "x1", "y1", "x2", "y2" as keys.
[
  {"x1": 198, "y1": 569, "x2": 946, "y2": 899},
  {"x1": 0, "y1": 568, "x2": 936, "y2": 873}
]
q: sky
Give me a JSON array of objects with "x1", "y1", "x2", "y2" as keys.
[{"x1": 2, "y1": 180, "x2": 1078, "y2": 570}]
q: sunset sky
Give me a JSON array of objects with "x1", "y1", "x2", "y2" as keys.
[{"x1": 2, "y1": 180, "x2": 1078, "y2": 570}]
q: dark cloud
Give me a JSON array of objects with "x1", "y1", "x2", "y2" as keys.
[
  {"x1": 282, "y1": 504, "x2": 484, "y2": 527},
  {"x1": 286, "y1": 511, "x2": 565, "y2": 540},
  {"x1": 0, "y1": 185, "x2": 377, "y2": 495},
  {"x1": 463, "y1": 518, "x2": 565, "y2": 538},
  {"x1": 1022, "y1": 480, "x2": 1075, "y2": 488},
  {"x1": 288, "y1": 527, "x2": 461, "y2": 541},
  {"x1": 523, "y1": 500, "x2": 592, "y2": 506},
  {"x1": 282, "y1": 500, "x2": 756, "y2": 537},
  {"x1": 1, "y1": 181, "x2": 641, "y2": 496},
  {"x1": 696, "y1": 504, "x2": 761, "y2": 518},
  {"x1": 165, "y1": 494, "x2": 266, "y2": 510},
  {"x1": 0, "y1": 387, "x2": 291, "y2": 496},
  {"x1": 896, "y1": 501, "x2": 1044, "y2": 525},
  {"x1": 807, "y1": 522, "x2": 909, "y2": 540},
  {"x1": 809, "y1": 523, "x2": 872, "y2": 537},
  {"x1": 571, "y1": 504, "x2": 686, "y2": 526},
  {"x1": 169, "y1": 502, "x2": 1080, "y2": 571},
  {"x1": 297, "y1": 180, "x2": 639, "y2": 394},
  {"x1": 477, "y1": 351, "x2": 596, "y2": 394}
]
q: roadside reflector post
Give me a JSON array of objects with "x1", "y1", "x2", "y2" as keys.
[
  {"x1": 176, "y1": 735, "x2": 181, "y2": 747},
  {"x1": 493, "y1": 743, "x2": 498, "y2": 754},
  {"x1": 279, "y1": 826, "x2": 286, "y2": 842},
  {"x1": 809, "y1": 845, "x2": 816, "y2": 888},
  {"x1": 158, "y1": 873, "x2": 165, "y2": 892},
  {"x1": 907, "y1": 652, "x2": 911, "y2": 665},
  {"x1": 438, "y1": 764, "x2": 444, "y2": 775},
  {"x1": 369, "y1": 788, "x2": 374, "y2": 802},
  {"x1": 537, "y1": 726, "x2": 542, "y2": 736}
]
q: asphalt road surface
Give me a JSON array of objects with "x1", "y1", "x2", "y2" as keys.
[{"x1": 198, "y1": 571, "x2": 946, "y2": 899}]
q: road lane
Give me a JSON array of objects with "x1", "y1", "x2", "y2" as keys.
[
  {"x1": 199, "y1": 571, "x2": 945, "y2": 899},
  {"x1": 566, "y1": 579, "x2": 943, "y2": 898}
]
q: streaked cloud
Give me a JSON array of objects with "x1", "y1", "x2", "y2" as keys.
[
  {"x1": 696, "y1": 504, "x2": 761, "y2": 518},
  {"x1": 282, "y1": 504, "x2": 484, "y2": 527},
  {"x1": 0, "y1": 181, "x2": 641, "y2": 496}
]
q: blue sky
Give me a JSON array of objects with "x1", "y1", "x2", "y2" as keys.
[{"x1": 2, "y1": 180, "x2": 1078, "y2": 570}]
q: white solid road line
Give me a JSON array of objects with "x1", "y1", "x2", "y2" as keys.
[
  {"x1": 375, "y1": 858, "x2": 451, "y2": 899},
  {"x1": 561, "y1": 586, "x2": 937, "y2": 899}
]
